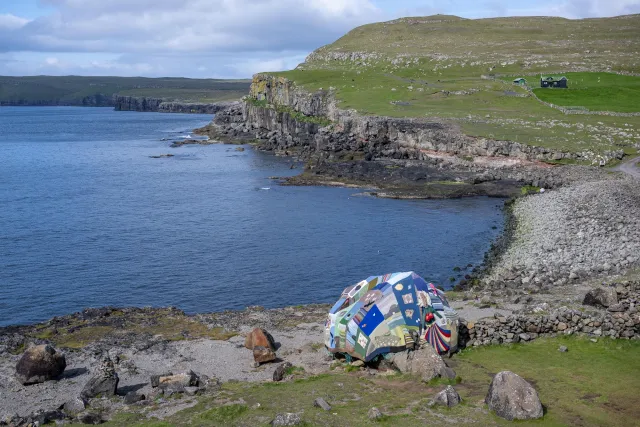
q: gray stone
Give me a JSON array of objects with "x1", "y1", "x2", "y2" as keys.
[
  {"x1": 124, "y1": 392, "x2": 145, "y2": 404},
  {"x1": 485, "y1": 371, "x2": 543, "y2": 421},
  {"x1": 15, "y1": 344, "x2": 66, "y2": 385},
  {"x1": 390, "y1": 346, "x2": 448, "y2": 382},
  {"x1": 558, "y1": 345, "x2": 568, "y2": 352},
  {"x1": 77, "y1": 412, "x2": 102, "y2": 425},
  {"x1": 63, "y1": 397, "x2": 87, "y2": 414},
  {"x1": 368, "y1": 407, "x2": 384, "y2": 420},
  {"x1": 151, "y1": 372, "x2": 172, "y2": 388},
  {"x1": 583, "y1": 287, "x2": 618, "y2": 308},
  {"x1": 81, "y1": 357, "x2": 119, "y2": 399},
  {"x1": 271, "y1": 413, "x2": 301, "y2": 426},
  {"x1": 313, "y1": 397, "x2": 332, "y2": 411},
  {"x1": 430, "y1": 385, "x2": 462, "y2": 408},
  {"x1": 184, "y1": 386, "x2": 200, "y2": 396}
]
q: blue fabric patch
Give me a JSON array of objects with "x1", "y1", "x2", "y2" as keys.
[
  {"x1": 359, "y1": 304, "x2": 383, "y2": 336},
  {"x1": 330, "y1": 297, "x2": 347, "y2": 314}
]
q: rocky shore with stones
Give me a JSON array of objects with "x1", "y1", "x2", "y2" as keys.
[{"x1": 1, "y1": 277, "x2": 637, "y2": 425}]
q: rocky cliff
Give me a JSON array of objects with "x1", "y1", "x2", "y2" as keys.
[
  {"x1": 223, "y1": 74, "x2": 619, "y2": 164},
  {"x1": 112, "y1": 95, "x2": 235, "y2": 114}
]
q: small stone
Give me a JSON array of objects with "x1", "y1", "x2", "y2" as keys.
[
  {"x1": 590, "y1": 338, "x2": 598, "y2": 343},
  {"x1": 368, "y1": 407, "x2": 384, "y2": 420},
  {"x1": 430, "y1": 385, "x2": 462, "y2": 407},
  {"x1": 81, "y1": 357, "x2": 119, "y2": 399},
  {"x1": 151, "y1": 373, "x2": 172, "y2": 388},
  {"x1": 271, "y1": 412, "x2": 301, "y2": 426},
  {"x1": 558, "y1": 346, "x2": 568, "y2": 353},
  {"x1": 273, "y1": 362, "x2": 292, "y2": 382},
  {"x1": 63, "y1": 397, "x2": 87, "y2": 414},
  {"x1": 351, "y1": 360, "x2": 365, "y2": 367},
  {"x1": 124, "y1": 391, "x2": 145, "y2": 404},
  {"x1": 557, "y1": 322, "x2": 568, "y2": 331},
  {"x1": 519, "y1": 333, "x2": 531, "y2": 342},
  {"x1": 77, "y1": 412, "x2": 102, "y2": 425},
  {"x1": 314, "y1": 397, "x2": 332, "y2": 411},
  {"x1": 184, "y1": 386, "x2": 200, "y2": 396}
]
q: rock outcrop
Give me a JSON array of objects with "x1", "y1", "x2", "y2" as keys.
[
  {"x1": 113, "y1": 95, "x2": 237, "y2": 114},
  {"x1": 485, "y1": 371, "x2": 543, "y2": 420},
  {"x1": 15, "y1": 344, "x2": 66, "y2": 385},
  {"x1": 212, "y1": 74, "x2": 622, "y2": 165}
]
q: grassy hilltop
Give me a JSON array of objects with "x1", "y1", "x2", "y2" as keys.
[
  {"x1": 268, "y1": 14, "x2": 640, "y2": 159},
  {"x1": 0, "y1": 76, "x2": 251, "y2": 106}
]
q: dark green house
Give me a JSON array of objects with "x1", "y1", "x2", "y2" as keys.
[{"x1": 540, "y1": 76, "x2": 568, "y2": 88}]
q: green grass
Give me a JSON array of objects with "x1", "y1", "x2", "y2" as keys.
[
  {"x1": 529, "y1": 73, "x2": 640, "y2": 113},
  {"x1": 88, "y1": 336, "x2": 639, "y2": 426},
  {"x1": 256, "y1": 14, "x2": 640, "y2": 158}
]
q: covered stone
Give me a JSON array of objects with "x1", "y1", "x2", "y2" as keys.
[
  {"x1": 325, "y1": 272, "x2": 459, "y2": 361},
  {"x1": 485, "y1": 371, "x2": 543, "y2": 420},
  {"x1": 15, "y1": 344, "x2": 66, "y2": 385}
]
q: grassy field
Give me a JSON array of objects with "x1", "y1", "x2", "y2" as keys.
[
  {"x1": 0, "y1": 76, "x2": 250, "y2": 105},
  {"x1": 265, "y1": 14, "x2": 640, "y2": 158},
  {"x1": 70, "y1": 336, "x2": 640, "y2": 426}
]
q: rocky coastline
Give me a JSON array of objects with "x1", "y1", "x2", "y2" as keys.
[{"x1": 112, "y1": 96, "x2": 238, "y2": 114}]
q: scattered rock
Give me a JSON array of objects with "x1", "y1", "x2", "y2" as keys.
[
  {"x1": 245, "y1": 328, "x2": 276, "y2": 351},
  {"x1": 15, "y1": 344, "x2": 66, "y2": 385},
  {"x1": 273, "y1": 362, "x2": 292, "y2": 382},
  {"x1": 485, "y1": 371, "x2": 543, "y2": 420},
  {"x1": 253, "y1": 346, "x2": 277, "y2": 365},
  {"x1": 157, "y1": 371, "x2": 198, "y2": 393},
  {"x1": 124, "y1": 392, "x2": 145, "y2": 404},
  {"x1": 184, "y1": 386, "x2": 200, "y2": 396},
  {"x1": 558, "y1": 345, "x2": 568, "y2": 352},
  {"x1": 81, "y1": 357, "x2": 119, "y2": 399},
  {"x1": 151, "y1": 372, "x2": 173, "y2": 388},
  {"x1": 350, "y1": 360, "x2": 365, "y2": 367},
  {"x1": 77, "y1": 412, "x2": 103, "y2": 425},
  {"x1": 583, "y1": 287, "x2": 618, "y2": 308},
  {"x1": 63, "y1": 397, "x2": 87, "y2": 414},
  {"x1": 236, "y1": 147, "x2": 245, "y2": 151},
  {"x1": 271, "y1": 412, "x2": 301, "y2": 426},
  {"x1": 430, "y1": 385, "x2": 462, "y2": 408},
  {"x1": 368, "y1": 407, "x2": 384, "y2": 420},
  {"x1": 314, "y1": 397, "x2": 332, "y2": 411}
]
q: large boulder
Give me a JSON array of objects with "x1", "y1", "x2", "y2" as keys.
[
  {"x1": 253, "y1": 346, "x2": 277, "y2": 365},
  {"x1": 15, "y1": 344, "x2": 66, "y2": 385},
  {"x1": 390, "y1": 346, "x2": 454, "y2": 382},
  {"x1": 245, "y1": 328, "x2": 276, "y2": 351},
  {"x1": 485, "y1": 371, "x2": 543, "y2": 420},
  {"x1": 156, "y1": 371, "x2": 198, "y2": 393},
  {"x1": 81, "y1": 357, "x2": 119, "y2": 399},
  {"x1": 583, "y1": 287, "x2": 618, "y2": 308}
]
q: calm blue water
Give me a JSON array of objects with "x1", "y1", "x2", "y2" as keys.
[{"x1": 0, "y1": 107, "x2": 504, "y2": 326}]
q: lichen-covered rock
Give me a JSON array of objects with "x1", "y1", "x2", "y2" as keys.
[
  {"x1": 430, "y1": 385, "x2": 462, "y2": 407},
  {"x1": 81, "y1": 357, "x2": 119, "y2": 399},
  {"x1": 15, "y1": 344, "x2": 66, "y2": 385},
  {"x1": 391, "y1": 346, "x2": 452, "y2": 382},
  {"x1": 273, "y1": 362, "x2": 292, "y2": 382},
  {"x1": 271, "y1": 412, "x2": 301, "y2": 426},
  {"x1": 485, "y1": 371, "x2": 543, "y2": 420}
]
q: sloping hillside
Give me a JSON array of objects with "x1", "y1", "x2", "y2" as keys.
[{"x1": 265, "y1": 14, "x2": 640, "y2": 159}]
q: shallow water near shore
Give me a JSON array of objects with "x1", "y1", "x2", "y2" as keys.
[{"x1": 0, "y1": 107, "x2": 504, "y2": 326}]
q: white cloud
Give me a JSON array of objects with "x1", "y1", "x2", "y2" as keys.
[
  {"x1": 0, "y1": 13, "x2": 30, "y2": 30},
  {"x1": 0, "y1": 0, "x2": 638, "y2": 78}
]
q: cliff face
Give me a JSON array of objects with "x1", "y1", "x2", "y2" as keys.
[
  {"x1": 234, "y1": 74, "x2": 611, "y2": 163},
  {"x1": 112, "y1": 95, "x2": 234, "y2": 114},
  {"x1": 0, "y1": 94, "x2": 113, "y2": 107}
]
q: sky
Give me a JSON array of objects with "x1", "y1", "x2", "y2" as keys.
[{"x1": 0, "y1": 0, "x2": 638, "y2": 79}]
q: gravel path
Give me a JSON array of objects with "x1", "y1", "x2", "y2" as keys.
[
  {"x1": 614, "y1": 155, "x2": 640, "y2": 179},
  {"x1": 484, "y1": 176, "x2": 640, "y2": 289}
]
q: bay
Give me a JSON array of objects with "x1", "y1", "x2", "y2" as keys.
[{"x1": 0, "y1": 107, "x2": 503, "y2": 326}]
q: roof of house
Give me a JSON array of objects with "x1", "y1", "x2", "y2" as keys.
[{"x1": 541, "y1": 76, "x2": 567, "y2": 81}]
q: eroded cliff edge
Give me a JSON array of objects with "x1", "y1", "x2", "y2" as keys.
[
  {"x1": 112, "y1": 95, "x2": 236, "y2": 114},
  {"x1": 198, "y1": 74, "x2": 614, "y2": 199}
]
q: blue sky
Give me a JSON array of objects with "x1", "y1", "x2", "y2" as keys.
[{"x1": 0, "y1": 0, "x2": 638, "y2": 78}]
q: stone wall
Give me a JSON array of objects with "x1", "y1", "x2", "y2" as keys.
[{"x1": 458, "y1": 283, "x2": 640, "y2": 348}]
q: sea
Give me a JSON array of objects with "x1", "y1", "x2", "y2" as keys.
[{"x1": 0, "y1": 107, "x2": 504, "y2": 326}]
